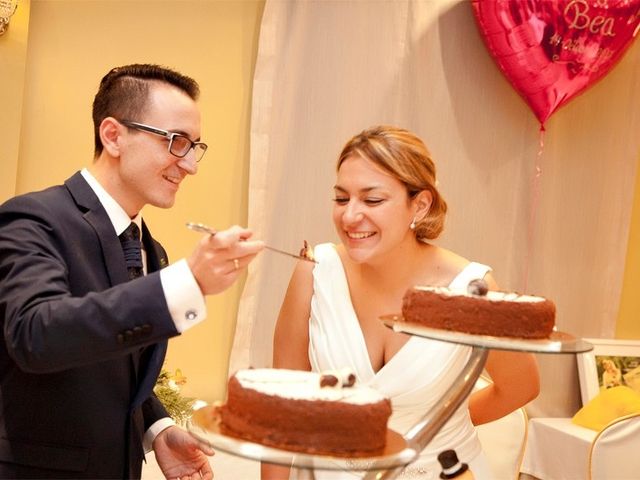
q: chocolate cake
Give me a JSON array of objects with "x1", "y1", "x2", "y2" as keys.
[
  {"x1": 218, "y1": 368, "x2": 392, "y2": 457},
  {"x1": 401, "y1": 280, "x2": 555, "y2": 339},
  {"x1": 299, "y1": 240, "x2": 315, "y2": 262}
]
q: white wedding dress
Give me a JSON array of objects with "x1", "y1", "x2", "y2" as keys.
[{"x1": 299, "y1": 243, "x2": 493, "y2": 479}]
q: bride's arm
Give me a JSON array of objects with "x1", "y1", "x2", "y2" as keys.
[
  {"x1": 261, "y1": 259, "x2": 315, "y2": 480},
  {"x1": 469, "y1": 349, "x2": 539, "y2": 425},
  {"x1": 467, "y1": 273, "x2": 540, "y2": 425},
  {"x1": 272, "y1": 259, "x2": 315, "y2": 370}
]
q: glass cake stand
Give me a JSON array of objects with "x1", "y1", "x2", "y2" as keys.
[
  {"x1": 188, "y1": 409, "x2": 419, "y2": 478},
  {"x1": 187, "y1": 317, "x2": 592, "y2": 480},
  {"x1": 379, "y1": 314, "x2": 594, "y2": 354}
]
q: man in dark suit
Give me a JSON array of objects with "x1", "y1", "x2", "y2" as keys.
[{"x1": 0, "y1": 64, "x2": 263, "y2": 478}]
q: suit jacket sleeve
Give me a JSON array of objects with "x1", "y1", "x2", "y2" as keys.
[{"x1": 0, "y1": 181, "x2": 180, "y2": 374}]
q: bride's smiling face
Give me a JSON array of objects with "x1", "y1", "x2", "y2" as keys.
[{"x1": 333, "y1": 154, "x2": 416, "y2": 263}]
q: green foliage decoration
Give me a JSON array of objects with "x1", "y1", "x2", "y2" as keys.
[{"x1": 154, "y1": 368, "x2": 196, "y2": 425}]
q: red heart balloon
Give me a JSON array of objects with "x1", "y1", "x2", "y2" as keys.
[{"x1": 472, "y1": 0, "x2": 640, "y2": 125}]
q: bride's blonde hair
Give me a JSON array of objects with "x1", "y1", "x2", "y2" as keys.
[{"x1": 336, "y1": 125, "x2": 447, "y2": 240}]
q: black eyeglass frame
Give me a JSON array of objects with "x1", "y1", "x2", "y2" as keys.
[{"x1": 119, "y1": 120, "x2": 208, "y2": 162}]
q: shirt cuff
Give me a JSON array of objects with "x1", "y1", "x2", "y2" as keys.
[
  {"x1": 160, "y1": 259, "x2": 207, "y2": 333},
  {"x1": 143, "y1": 417, "x2": 176, "y2": 453}
]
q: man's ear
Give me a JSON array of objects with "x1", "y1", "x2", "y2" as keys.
[
  {"x1": 99, "y1": 117, "x2": 123, "y2": 157},
  {"x1": 413, "y1": 190, "x2": 433, "y2": 222}
]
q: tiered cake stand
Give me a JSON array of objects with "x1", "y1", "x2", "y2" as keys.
[{"x1": 188, "y1": 316, "x2": 592, "y2": 480}]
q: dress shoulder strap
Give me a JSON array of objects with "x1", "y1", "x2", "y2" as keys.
[{"x1": 448, "y1": 262, "x2": 492, "y2": 290}]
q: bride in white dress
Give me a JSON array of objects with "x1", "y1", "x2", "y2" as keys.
[{"x1": 262, "y1": 126, "x2": 539, "y2": 480}]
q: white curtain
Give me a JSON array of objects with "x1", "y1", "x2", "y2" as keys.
[{"x1": 232, "y1": 0, "x2": 640, "y2": 417}]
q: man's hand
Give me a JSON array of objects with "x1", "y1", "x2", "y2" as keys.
[
  {"x1": 188, "y1": 225, "x2": 264, "y2": 295},
  {"x1": 153, "y1": 425, "x2": 215, "y2": 480}
]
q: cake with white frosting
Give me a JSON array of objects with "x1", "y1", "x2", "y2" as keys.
[
  {"x1": 401, "y1": 279, "x2": 555, "y2": 339},
  {"x1": 219, "y1": 368, "x2": 392, "y2": 457}
]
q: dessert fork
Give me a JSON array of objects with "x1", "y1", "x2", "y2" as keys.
[{"x1": 186, "y1": 222, "x2": 317, "y2": 263}]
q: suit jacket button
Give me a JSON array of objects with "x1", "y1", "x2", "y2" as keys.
[
  {"x1": 141, "y1": 324, "x2": 152, "y2": 335},
  {"x1": 124, "y1": 330, "x2": 133, "y2": 342},
  {"x1": 117, "y1": 333, "x2": 124, "y2": 344},
  {"x1": 133, "y1": 326, "x2": 142, "y2": 338}
]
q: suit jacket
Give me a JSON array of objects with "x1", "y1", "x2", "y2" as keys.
[{"x1": 0, "y1": 172, "x2": 180, "y2": 478}]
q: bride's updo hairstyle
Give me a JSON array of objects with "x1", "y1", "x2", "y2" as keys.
[{"x1": 336, "y1": 125, "x2": 448, "y2": 240}]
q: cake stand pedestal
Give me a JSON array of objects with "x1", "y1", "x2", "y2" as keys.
[{"x1": 188, "y1": 320, "x2": 592, "y2": 480}]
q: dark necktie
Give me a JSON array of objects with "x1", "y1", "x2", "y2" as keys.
[{"x1": 119, "y1": 222, "x2": 144, "y2": 280}]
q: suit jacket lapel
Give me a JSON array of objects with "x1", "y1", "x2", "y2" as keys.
[
  {"x1": 141, "y1": 221, "x2": 169, "y2": 273},
  {"x1": 64, "y1": 172, "x2": 129, "y2": 286}
]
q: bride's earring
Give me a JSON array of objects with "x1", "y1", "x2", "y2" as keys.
[{"x1": 410, "y1": 217, "x2": 417, "y2": 230}]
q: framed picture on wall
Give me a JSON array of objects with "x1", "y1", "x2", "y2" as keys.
[{"x1": 576, "y1": 338, "x2": 640, "y2": 406}]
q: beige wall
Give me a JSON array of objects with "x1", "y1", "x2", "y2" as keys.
[{"x1": 5, "y1": 0, "x2": 264, "y2": 402}]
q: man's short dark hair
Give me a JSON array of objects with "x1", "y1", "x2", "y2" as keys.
[{"x1": 92, "y1": 64, "x2": 200, "y2": 157}]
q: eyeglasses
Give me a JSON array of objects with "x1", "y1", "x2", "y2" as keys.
[{"x1": 120, "y1": 120, "x2": 208, "y2": 162}]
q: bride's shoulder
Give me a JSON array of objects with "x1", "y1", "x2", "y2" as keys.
[
  {"x1": 431, "y1": 247, "x2": 498, "y2": 288},
  {"x1": 411, "y1": 245, "x2": 471, "y2": 285},
  {"x1": 430, "y1": 245, "x2": 470, "y2": 271}
]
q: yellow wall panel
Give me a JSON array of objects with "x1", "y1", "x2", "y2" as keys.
[
  {"x1": 16, "y1": 0, "x2": 264, "y2": 402},
  {"x1": 0, "y1": 0, "x2": 30, "y2": 202},
  {"x1": 617, "y1": 152, "x2": 640, "y2": 340}
]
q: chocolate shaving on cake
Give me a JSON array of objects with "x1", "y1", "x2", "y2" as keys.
[
  {"x1": 320, "y1": 368, "x2": 357, "y2": 388},
  {"x1": 320, "y1": 374, "x2": 339, "y2": 388},
  {"x1": 467, "y1": 278, "x2": 489, "y2": 296},
  {"x1": 344, "y1": 373, "x2": 356, "y2": 388}
]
